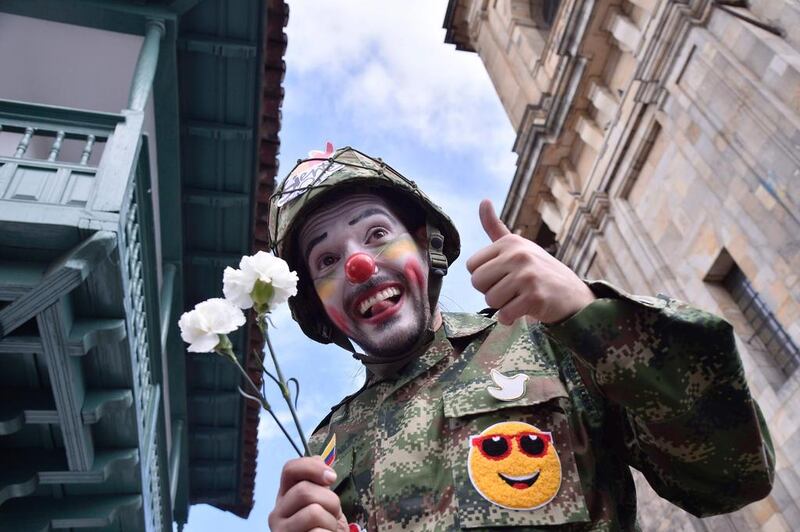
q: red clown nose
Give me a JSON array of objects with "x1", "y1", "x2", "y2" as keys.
[{"x1": 345, "y1": 252, "x2": 376, "y2": 284}]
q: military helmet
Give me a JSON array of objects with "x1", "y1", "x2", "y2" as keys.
[{"x1": 268, "y1": 144, "x2": 460, "y2": 349}]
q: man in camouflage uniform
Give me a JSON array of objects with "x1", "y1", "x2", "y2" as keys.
[{"x1": 267, "y1": 145, "x2": 774, "y2": 531}]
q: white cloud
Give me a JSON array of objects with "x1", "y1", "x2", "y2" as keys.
[
  {"x1": 285, "y1": 0, "x2": 516, "y2": 171},
  {"x1": 257, "y1": 409, "x2": 291, "y2": 441},
  {"x1": 256, "y1": 395, "x2": 319, "y2": 443}
]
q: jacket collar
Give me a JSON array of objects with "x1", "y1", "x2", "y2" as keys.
[{"x1": 442, "y1": 312, "x2": 496, "y2": 339}]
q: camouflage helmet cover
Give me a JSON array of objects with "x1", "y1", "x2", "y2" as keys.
[{"x1": 268, "y1": 144, "x2": 460, "y2": 346}]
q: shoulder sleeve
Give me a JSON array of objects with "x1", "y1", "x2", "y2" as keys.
[
  {"x1": 308, "y1": 415, "x2": 334, "y2": 456},
  {"x1": 543, "y1": 281, "x2": 775, "y2": 517}
]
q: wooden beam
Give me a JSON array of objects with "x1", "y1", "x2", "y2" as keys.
[
  {"x1": 0, "y1": 98, "x2": 122, "y2": 134},
  {"x1": 187, "y1": 391, "x2": 238, "y2": 402},
  {"x1": 39, "y1": 449, "x2": 139, "y2": 484},
  {"x1": 68, "y1": 318, "x2": 127, "y2": 356},
  {"x1": 0, "y1": 336, "x2": 41, "y2": 354},
  {"x1": 0, "y1": 319, "x2": 125, "y2": 355},
  {"x1": 142, "y1": 383, "x2": 162, "y2": 469},
  {"x1": 81, "y1": 389, "x2": 134, "y2": 424},
  {"x1": 0, "y1": 231, "x2": 117, "y2": 338},
  {"x1": 188, "y1": 460, "x2": 237, "y2": 476},
  {"x1": 37, "y1": 303, "x2": 95, "y2": 471},
  {"x1": 0, "y1": 260, "x2": 46, "y2": 301},
  {"x1": 89, "y1": 111, "x2": 144, "y2": 213},
  {"x1": 78, "y1": 0, "x2": 176, "y2": 20},
  {"x1": 182, "y1": 120, "x2": 252, "y2": 141},
  {"x1": 0, "y1": 389, "x2": 133, "y2": 437},
  {"x1": 185, "y1": 251, "x2": 241, "y2": 268},
  {"x1": 169, "y1": 0, "x2": 205, "y2": 15},
  {"x1": 189, "y1": 426, "x2": 239, "y2": 440},
  {"x1": 0, "y1": 448, "x2": 139, "y2": 494},
  {"x1": 170, "y1": 418, "x2": 184, "y2": 503},
  {"x1": 183, "y1": 187, "x2": 250, "y2": 208},
  {"x1": 0, "y1": 389, "x2": 56, "y2": 435},
  {"x1": 177, "y1": 34, "x2": 257, "y2": 58},
  {"x1": 160, "y1": 263, "x2": 176, "y2": 355},
  {"x1": 0, "y1": 494, "x2": 142, "y2": 531},
  {"x1": 189, "y1": 491, "x2": 236, "y2": 505}
]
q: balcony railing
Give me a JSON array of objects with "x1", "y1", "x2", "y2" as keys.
[{"x1": 0, "y1": 100, "x2": 121, "y2": 211}]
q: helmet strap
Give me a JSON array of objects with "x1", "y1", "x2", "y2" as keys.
[
  {"x1": 427, "y1": 223, "x2": 448, "y2": 276},
  {"x1": 426, "y1": 221, "x2": 447, "y2": 315},
  {"x1": 320, "y1": 321, "x2": 359, "y2": 353}
]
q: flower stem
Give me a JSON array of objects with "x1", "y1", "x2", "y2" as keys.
[
  {"x1": 259, "y1": 317, "x2": 311, "y2": 456},
  {"x1": 265, "y1": 404, "x2": 304, "y2": 457},
  {"x1": 224, "y1": 349, "x2": 303, "y2": 457},
  {"x1": 226, "y1": 351, "x2": 268, "y2": 406}
]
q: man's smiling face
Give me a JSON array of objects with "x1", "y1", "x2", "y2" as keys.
[{"x1": 298, "y1": 193, "x2": 430, "y2": 357}]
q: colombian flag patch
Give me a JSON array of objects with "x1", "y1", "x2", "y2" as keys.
[{"x1": 321, "y1": 434, "x2": 336, "y2": 466}]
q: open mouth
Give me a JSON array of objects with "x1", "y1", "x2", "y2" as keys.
[
  {"x1": 353, "y1": 284, "x2": 404, "y2": 320},
  {"x1": 498, "y1": 471, "x2": 540, "y2": 490}
]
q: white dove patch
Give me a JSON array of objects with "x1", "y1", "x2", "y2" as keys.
[{"x1": 486, "y1": 369, "x2": 529, "y2": 401}]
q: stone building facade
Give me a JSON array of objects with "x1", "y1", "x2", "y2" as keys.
[{"x1": 445, "y1": 1, "x2": 799, "y2": 530}]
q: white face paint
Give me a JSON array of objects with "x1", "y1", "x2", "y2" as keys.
[{"x1": 299, "y1": 194, "x2": 430, "y2": 357}]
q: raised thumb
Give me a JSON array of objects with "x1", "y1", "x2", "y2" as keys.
[{"x1": 479, "y1": 199, "x2": 510, "y2": 242}]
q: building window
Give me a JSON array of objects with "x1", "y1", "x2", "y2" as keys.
[
  {"x1": 533, "y1": 220, "x2": 558, "y2": 255},
  {"x1": 540, "y1": 0, "x2": 560, "y2": 27},
  {"x1": 723, "y1": 264, "x2": 800, "y2": 376},
  {"x1": 529, "y1": 0, "x2": 561, "y2": 29}
]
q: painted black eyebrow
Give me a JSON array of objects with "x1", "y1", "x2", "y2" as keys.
[
  {"x1": 348, "y1": 207, "x2": 392, "y2": 226},
  {"x1": 305, "y1": 232, "x2": 328, "y2": 261}
]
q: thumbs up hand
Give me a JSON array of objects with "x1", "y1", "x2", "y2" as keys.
[{"x1": 465, "y1": 199, "x2": 596, "y2": 326}]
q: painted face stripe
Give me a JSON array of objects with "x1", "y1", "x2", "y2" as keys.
[
  {"x1": 380, "y1": 236, "x2": 418, "y2": 261},
  {"x1": 315, "y1": 278, "x2": 337, "y2": 302},
  {"x1": 404, "y1": 257, "x2": 426, "y2": 290},
  {"x1": 325, "y1": 306, "x2": 351, "y2": 336}
]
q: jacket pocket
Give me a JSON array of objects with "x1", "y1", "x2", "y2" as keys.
[
  {"x1": 329, "y1": 445, "x2": 371, "y2": 530},
  {"x1": 330, "y1": 445, "x2": 353, "y2": 493},
  {"x1": 443, "y1": 374, "x2": 590, "y2": 529}
]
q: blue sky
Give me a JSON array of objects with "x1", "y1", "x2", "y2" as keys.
[{"x1": 183, "y1": 1, "x2": 516, "y2": 529}]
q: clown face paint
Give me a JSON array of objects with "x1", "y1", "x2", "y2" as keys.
[{"x1": 299, "y1": 194, "x2": 430, "y2": 357}]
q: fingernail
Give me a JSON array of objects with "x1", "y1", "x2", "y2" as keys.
[{"x1": 323, "y1": 469, "x2": 337, "y2": 484}]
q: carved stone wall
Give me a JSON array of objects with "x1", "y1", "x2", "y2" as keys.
[{"x1": 445, "y1": 1, "x2": 800, "y2": 529}]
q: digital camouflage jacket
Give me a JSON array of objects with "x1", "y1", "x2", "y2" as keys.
[{"x1": 308, "y1": 283, "x2": 775, "y2": 531}]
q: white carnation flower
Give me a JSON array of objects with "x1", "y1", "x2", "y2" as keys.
[
  {"x1": 178, "y1": 298, "x2": 246, "y2": 353},
  {"x1": 223, "y1": 251, "x2": 298, "y2": 312},
  {"x1": 222, "y1": 266, "x2": 257, "y2": 308}
]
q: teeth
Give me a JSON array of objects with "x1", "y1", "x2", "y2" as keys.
[
  {"x1": 358, "y1": 287, "x2": 401, "y2": 316},
  {"x1": 499, "y1": 471, "x2": 539, "y2": 482}
]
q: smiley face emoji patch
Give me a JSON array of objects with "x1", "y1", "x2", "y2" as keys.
[{"x1": 467, "y1": 421, "x2": 562, "y2": 510}]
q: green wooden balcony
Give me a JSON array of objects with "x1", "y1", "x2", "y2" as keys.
[
  {"x1": 0, "y1": 0, "x2": 286, "y2": 527},
  {"x1": 0, "y1": 97, "x2": 170, "y2": 530}
]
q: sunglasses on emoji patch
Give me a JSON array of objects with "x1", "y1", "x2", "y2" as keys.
[{"x1": 470, "y1": 431, "x2": 553, "y2": 460}]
